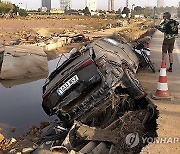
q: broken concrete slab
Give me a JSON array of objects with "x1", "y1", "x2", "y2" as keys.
[
  {"x1": 75, "y1": 121, "x2": 119, "y2": 144},
  {"x1": 43, "y1": 37, "x2": 67, "y2": 52},
  {"x1": 5, "y1": 45, "x2": 46, "y2": 56},
  {"x1": 0, "y1": 49, "x2": 48, "y2": 79}
]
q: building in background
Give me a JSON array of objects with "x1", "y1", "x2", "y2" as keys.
[
  {"x1": 157, "y1": 0, "x2": 164, "y2": 8},
  {"x1": 108, "y1": 0, "x2": 114, "y2": 11},
  {"x1": 86, "y1": 0, "x2": 97, "y2": 12},
  {"x1": 60, "y1": 0, "x2": 71, "y2": 11},
  {"x1": 42, "y1": 0, "x2": 51, "y2": 11},
  {"x1": 50, "y1": 9, "x2": 64, "y2": 14}
]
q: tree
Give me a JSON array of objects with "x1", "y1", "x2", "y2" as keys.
[
  {"x1": 0, "y1": 2, "x2": 27, "y2": 17},
  {"x1": 134, "y1": 6, "x2": 143, "y2": 15},
  {"x1": 117, "y1": 8, "x2": 121, "y2": 15},
  {"x1": 122, "y1": 7, "x2": 130, "y2": 17},
  {"x1": 156, "y1": 7, "x2": 164, "y2": 15},
  {"x1": 0, "y1": 2, "x2": 14, "y2": 13},
  {"x1": 64, "y1": 6, "x2": 68, "y2": 13},
  {"x1": 83, "y1": 6, "x2": 90, "y2": 16},
  {"x1": 144, "y1": 7, "x2": 154, "y2": 18},
  {"x1": 12, "y1": 4, "x2": 18, "y2": 14},
  {"x1": 18, "y1": 8, "x2": 28, "y2": 17}
]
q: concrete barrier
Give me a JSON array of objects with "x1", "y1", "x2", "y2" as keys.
[{"x1": 0, "y1": 51, "x2": 48, "y2": 80}]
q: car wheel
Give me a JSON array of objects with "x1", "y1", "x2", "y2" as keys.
[{"x1": 122, "y1": 68, "x2": 146, "y2": 100}]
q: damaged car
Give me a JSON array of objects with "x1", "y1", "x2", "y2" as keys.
[
  {"x1": 26, "y1": 37, "x2": 158, "y2": 154},
  {"x1": 42, "y1": 38, "x2": 153, "y2": 128}
]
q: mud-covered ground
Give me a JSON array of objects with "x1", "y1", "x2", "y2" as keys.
[
  {"x1": 0, "y1": 16, "x2": 156, "y2": 44},
  {"x1": 0, "y1": 16, "x2": 117, "y2": 44}
]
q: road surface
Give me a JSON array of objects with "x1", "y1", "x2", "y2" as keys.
[{"x1": 139, "y1": 30, "x2": 180, "y2": 154}]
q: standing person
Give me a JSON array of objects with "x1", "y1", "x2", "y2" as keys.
[{"x1": 156, "y1": 12, "x2": 179, "y2": 72}]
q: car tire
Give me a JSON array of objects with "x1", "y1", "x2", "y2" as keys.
[{"x1": 122, "y1": 68, "x2": 146, "y2": 100}]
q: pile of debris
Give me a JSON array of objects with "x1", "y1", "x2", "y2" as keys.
[
  {"x1": 111, "y1": 27, "x2": 156, "y2": 43},
  {"x1": 2, "y1": 31, "x2": 87, "y2": 51},
  {"x1": 0, "y1": 37, "x2": 159, "y2": 154},
  {"x1": 0, "y1": 98, "x2": 158, "y2": 154}
]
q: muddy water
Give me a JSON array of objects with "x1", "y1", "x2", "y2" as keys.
[{"x1": 0, "y1": 58, "x2": 61, "y2": 137}]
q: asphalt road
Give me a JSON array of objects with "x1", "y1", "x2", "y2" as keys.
[{"x1": 139, "y1": 30, "x2": 180, "y2": 153}]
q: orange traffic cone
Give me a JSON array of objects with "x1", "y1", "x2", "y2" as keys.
[
  {"x1": 145, "y1": 39, "x2": 151, "y2": 59},
  {"x1": 152, "y1": 60, "x2": 173, "y2": 100},
  {"x1": 146, "y1": 41, "x2": 150, "y2": 49}
]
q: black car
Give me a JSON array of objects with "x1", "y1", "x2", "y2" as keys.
[{"x1": 42, "y1": 38, "x2": 146, "y2": 126}]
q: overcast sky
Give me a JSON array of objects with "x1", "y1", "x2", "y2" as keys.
[{"x1": 10, "y1": 0, "x2": 180, "y2": 10}]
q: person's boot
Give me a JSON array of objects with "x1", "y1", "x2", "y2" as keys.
[{"x1": 167, "y1": 67, "x2": 172, "y2": 72}]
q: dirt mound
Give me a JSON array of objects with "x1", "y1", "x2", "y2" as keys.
[
  {"x1": 36, "y1": 28, "x2": 51, "y2": 37},
  {"x1": 111, "y1": 27, "x2": 156, "y2": 43}
]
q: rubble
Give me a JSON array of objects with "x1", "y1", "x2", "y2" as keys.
[
  {"x1": 0, "y1": 122, "x2": 52, "y2": 153},
  {"x1": 64, "y1": 109, "x2": 158, "y2": 154},
  {"x1": 0, "y1": 97, "x2": 158, "y2": 153},
  {"x1": 10, "y1": 127, "x2": 16, "y2": 133},
  {"x1": 0, "y1": 134, "x2": 4, "y2": 143},
  {"x1": 43, "y1": 37, "x2": 68, "y2": 52},
  {"x1": 0, "y1": 137, "x2": 16, "y2": 152},
  {"x1": 36, "y1": 28, "x2": 51, "y2": 38}
]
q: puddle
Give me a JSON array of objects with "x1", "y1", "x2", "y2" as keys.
[{"x1": 0, "y1": 57, "x2": 62, "y2": 137}]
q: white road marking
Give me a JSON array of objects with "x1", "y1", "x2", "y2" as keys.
[{"x1": 175, "y1": 41, "x2": 180, "y2": 64}]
